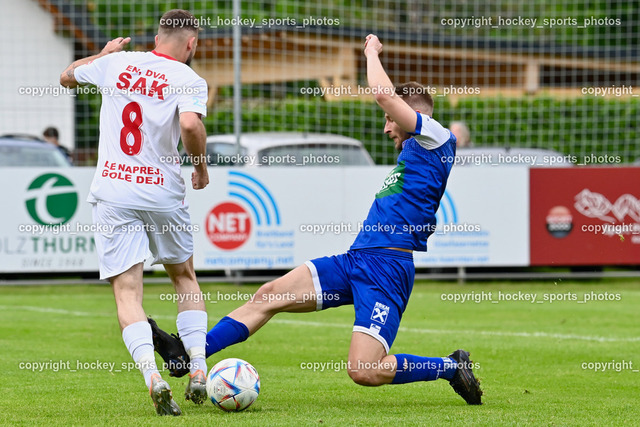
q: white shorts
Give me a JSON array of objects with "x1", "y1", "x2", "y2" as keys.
[{"x1": 92, "y1": 201, "x2": 194, "y2": 280}]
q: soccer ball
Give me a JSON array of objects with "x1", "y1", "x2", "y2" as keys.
[{"x1": 206, "y1": 358, "x2": 260, "y2": 411}]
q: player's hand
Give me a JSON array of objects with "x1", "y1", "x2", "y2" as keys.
[
  {"x1": 191, "y1": 169, "x2": 209, "y2": 190},
  {"x1": 364, "y1": 34, "x2": 383, "y2": 56},
  {"x1": 101, "y1": 37, "x2": 131, "y2": 56}
]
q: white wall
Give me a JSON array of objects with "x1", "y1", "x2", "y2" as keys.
[{"x1": 0, "y1": 0, "x2": 74, "y2": 149}]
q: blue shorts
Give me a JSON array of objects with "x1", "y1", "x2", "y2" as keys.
[{"x1": 304, "y1": 248, "x2": 415, "y2": 353}]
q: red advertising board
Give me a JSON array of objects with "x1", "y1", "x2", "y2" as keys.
[{"x1": 530, "y1": 167, "x2": 640, "y2": 266}]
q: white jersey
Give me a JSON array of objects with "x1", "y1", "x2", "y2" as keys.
[{"x1": 75, "y1": 50, "x2": 208, "y2": 211}]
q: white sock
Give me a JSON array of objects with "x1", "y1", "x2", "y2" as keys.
[
  {"x1": 176, "y1": 310, "x2": 208, "y2": 375},
  {"x1": 122, "y1": 320, "x2": 160, "y2": 388}
]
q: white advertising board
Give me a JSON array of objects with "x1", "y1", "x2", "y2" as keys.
[
  {"x1": 0, "y1": 168, "x2": 98, "y2": 272},
  {"x1": 0, "y1": 166, "x2": 529, "y2": 274}
]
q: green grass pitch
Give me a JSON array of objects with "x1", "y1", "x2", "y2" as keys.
[{"x1": 1, "y1": 279, "x2": 639, "y2": 425}]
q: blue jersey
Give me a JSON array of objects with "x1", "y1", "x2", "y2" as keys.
[{"x1": 350, "y1": 112, "x2": 455, "y2": 252}]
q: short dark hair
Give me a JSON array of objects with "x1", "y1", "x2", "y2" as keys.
[
  {"x1": 158, "y1": 9, "x2": 199, "y2": 37},
  {"x1": 43, "y1": 126, "x2": 59, "y2": 139},
  {"x1": 395, "y1": 82, "x2": 434, "y2": 115}
]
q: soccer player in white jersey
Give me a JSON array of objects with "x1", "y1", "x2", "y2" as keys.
[{"x1": 60, "y1": 9, "x2": 209, "y2": 416}]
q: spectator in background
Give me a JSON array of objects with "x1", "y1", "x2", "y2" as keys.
[
  {"x1": 43, "y1": 126, "x2": 72, "y2": 161},
  {"x1": 449, "y1": 121, "x2": 472, "y2": 148}
]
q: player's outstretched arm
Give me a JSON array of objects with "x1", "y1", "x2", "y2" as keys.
[
  {"x1": 364, "y1": 34, "x2": 417, "y2": 133},
  {"x1": 180, "y1": 112, "x2": 209, "y2": 190},
  {"x1": 59, "y1": 37, "x2": 131, "y2": 88}
]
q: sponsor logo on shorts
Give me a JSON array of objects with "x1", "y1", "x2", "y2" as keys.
[{"x1": 370, "y1": 302, "x2": 390, "y2": 325}]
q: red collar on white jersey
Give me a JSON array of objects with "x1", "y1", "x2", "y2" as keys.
[{"x1": 151, "y1": 50, "x2": 179, "y2": 62}]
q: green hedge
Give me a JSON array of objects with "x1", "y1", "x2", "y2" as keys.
[
  {"x1": 202, "y1": 97, "x2": 639, "y2": 165},
  {"x1": 79, "y1": 1, "x2": 638, "y2": 49},
  {"x1": 75, "y1": 92, "x2": 639, "y2": 165}
]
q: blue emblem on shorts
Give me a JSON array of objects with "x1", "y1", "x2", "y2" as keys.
[{"x1": 370, "y1": 302, "x2": 390, "y2": 325}]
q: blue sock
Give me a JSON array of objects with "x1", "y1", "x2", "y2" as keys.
[
  {"x1": 205, "y1": 316, "x2": 250, "y2": 358},
  {"x1": 391, "y1": 354, "x2": 458, "y2": 384}
]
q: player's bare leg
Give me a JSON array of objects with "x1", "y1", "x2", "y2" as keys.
[
  {"x1": 197, "y1": 264, "x2": 318, "y2": 361},
  {"x1": 111, "y1": 263, "x2": 181, "y2": 415},
  {"x1": 111, "y1": 263, "x2": 146, "y2": 331},
  {"x1": 227, "y1": 264, "x2": 318, "y2": 333},
  {"x1": 149, "y1": 263, "x2": 318, "y2": 376},
  {"x1": 165, "y1": 256, "x2": 205, "y2": 313},
  {"x1": 347, "y1": 332, "x2": 397, "y2": 386},
  {"x1": 164, "y1": 257, "x2": 208, "y2": 404}
]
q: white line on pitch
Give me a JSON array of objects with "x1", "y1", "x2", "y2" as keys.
[
  {"x1": 270, "y1": 318, "x2": 640, "y2": 343},
  {"x1": 2, "y1": 305, "x2": 640, "y2": 343}
]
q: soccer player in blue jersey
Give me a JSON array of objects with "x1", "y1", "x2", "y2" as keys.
[{"x1": 151, "y1": 34, "x2": 482, "y2": 404}]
